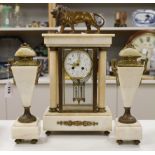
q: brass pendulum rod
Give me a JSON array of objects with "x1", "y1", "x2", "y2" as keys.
[{"x1": 73, "y1": 81, "x2": 85, "y2": 104}]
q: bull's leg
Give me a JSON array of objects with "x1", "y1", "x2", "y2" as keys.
[
  {"x1": 92, "y1": 22, "x2": 100, "y2": 33},
  {"x1": 85, "y1": 22, "x2": 91, "y2": 33}
]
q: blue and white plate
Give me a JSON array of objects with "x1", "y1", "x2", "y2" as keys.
[{"x1": 133, "y1": 9, "x2": 155, "y2": 27}]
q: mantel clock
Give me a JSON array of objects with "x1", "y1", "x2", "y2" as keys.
[{"x1": 42, "y1": 33, "x2": 115, "y2": 134}]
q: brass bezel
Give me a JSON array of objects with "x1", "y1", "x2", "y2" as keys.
[{"x1": 63, "y1": 48, "x2": 93, "y2": 82}]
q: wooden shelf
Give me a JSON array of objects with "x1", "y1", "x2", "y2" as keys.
[
  {"x1": 0, "y1": 27, "x2": 154, "y2": 32},
  {"x1": 57, "y1": 27, "x2": 155, "y2": 31},
  {"x1": 101, "y1": 27, "x2": 155, "y2": 31},
  {"x1": 0, "y1": 27, "x2": 57, "y2": 31}
]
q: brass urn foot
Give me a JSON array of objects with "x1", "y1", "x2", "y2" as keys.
[
  {"x1": 119, "y1": 107, "x2": 136, "y2": 124},
  {"x1": 18, "y1": 107, "x2": 36, "y2": 123}
]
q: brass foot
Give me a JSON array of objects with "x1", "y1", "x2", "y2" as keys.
[
  {"x1": 133, "y1": 140, "x2": 140, "y2": 145},
  {"x1": 46, "y1": 131, "x2": 52, "y2": 136},
  {"x1": 31, "y1": 139, "x2": 38, "y2": 144},
  {"x1": 15, "y1": 139, "x2": 22, "y2": 144},
  {"x1": 117, "y1": 140, "x2": 123, "y2": 145},
  {"x1": 104, "y1": 131, "x2": 110, "y2": 136}
]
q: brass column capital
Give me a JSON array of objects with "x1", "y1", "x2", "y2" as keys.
[{"x1": 49, "y1": 47, "x2": 58, "y2": 51}]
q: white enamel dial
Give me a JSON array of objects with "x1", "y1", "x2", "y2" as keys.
[
  {"x1": 131, "y1": 33, "x2": 155, "y2": 58},
  {"x1": 64, "y1": 50, "x2": 92, "y2": 80},
  {"x1": 129, "y1": 32, "x2": 155, "y2": 70}
]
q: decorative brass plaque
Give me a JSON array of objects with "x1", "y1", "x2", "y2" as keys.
[{"x1": 57, "y1": 120, "x2": 98, "y2": 126}]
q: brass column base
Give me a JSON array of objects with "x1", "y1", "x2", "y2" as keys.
[
  {"x1": 119, "y1": 107, "x2": 136, "y2": 124},
  {"x1": 49, "y1": 107, "x2": 57, "y2": 112},
  {"x1": 18, "y1": 107, "x2": 36, "y2": 123},
  {"x1": 98, "y1": 107, "x2": 106, "y2": 113}
]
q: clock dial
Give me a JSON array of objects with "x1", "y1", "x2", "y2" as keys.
[
  {"x1": 64, "y1": 50, "x2": 92, "y2": 81},
  {"x1": 129, "y1": 32, "x2": 155, "y2": 55},
  {"x1": 127, "y1": 31, "x2": 155, "y2": 70}
]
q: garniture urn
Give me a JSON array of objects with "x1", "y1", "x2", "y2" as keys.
[
  {"x1": 112, "y1": 48, "x2": 145, "y2": 124},
  {"x1": 11, "y1": 43, "x2": 39, "y2": 123}
]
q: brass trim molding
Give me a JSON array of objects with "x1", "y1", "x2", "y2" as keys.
[
  {"x1": 118, "y1": 57, "x2": 144, "y2": 67},
  {"x1": 57, "y1": 120, "x2": 98, "y2": 126}
]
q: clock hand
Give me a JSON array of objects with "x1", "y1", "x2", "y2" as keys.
[
  {"x1": 72, "y1": 61, "x2": 79, "y2": 67},
  {"x1": 77, "y1": 52, "x2": 81, "y2": 64},
  {"x1": 72, "y1": 56, "x2": 81, "y2": 67}
]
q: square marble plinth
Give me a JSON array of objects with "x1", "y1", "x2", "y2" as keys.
[
  {"x1": 115, "y1": 119, "x2": 142, "y2": 141},
  {"x1": 43, "y1": 106, "x2": 112, "y2": 132},
  {"x1": 11, "y1": 119, "x2": 41, "y2": 140}
]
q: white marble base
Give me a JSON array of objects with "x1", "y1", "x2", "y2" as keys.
[
  {"x1": 11, "y1": 119, "x2": 41, "y2": 140},
  {"x1": 115, "y1": 119, "x2": 142, "y2": 141},
  {"x1": 43, "y1": 106, "x2": 112, "y2": 132}
]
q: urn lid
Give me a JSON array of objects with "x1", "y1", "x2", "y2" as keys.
[
  {"x1": 119, "y1": 48, "x2": 142, "y2": 57},
  {"x1": 12, "y1": 43, "x2": 39, "y2": 66},
  {"x1": 118, "y1": 47, "x2": 144, "y2": 67},
  {"x1": 15, "y1": 43, "x2": 36, "y2": 57}
]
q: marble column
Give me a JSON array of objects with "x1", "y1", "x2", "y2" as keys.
[
  {"x1": 98, "y1": 49, "x2": 106, "y2": 112},
  {"x1": 49, "y1": 48, "x2": 58, "y2": 111}
]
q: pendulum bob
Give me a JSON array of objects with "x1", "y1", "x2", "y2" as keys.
[
  {"x1": 117, "y1": 48, "x2": 145, "y2": 124},
  {"x1": 73, "y1": 81, "x2": 85, "y2": 104},
  {"x1": 11, "y1": 43, "x2": 39, "y2": 123}
]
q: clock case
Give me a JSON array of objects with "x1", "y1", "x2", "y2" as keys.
[{"x1": 56, "y1": 48, "x2": 98, "y2": 113}]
